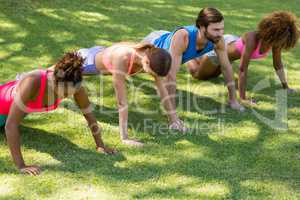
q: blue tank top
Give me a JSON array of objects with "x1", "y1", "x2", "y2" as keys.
[{"x1": 153, "y1": 25, "x2": 214, "y2": 64}]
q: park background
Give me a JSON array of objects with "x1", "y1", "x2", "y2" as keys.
[{"x1": 0, "y1": 0, "x2": 299, "y2": 199}]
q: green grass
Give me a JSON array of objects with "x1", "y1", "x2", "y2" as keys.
[{"x1": 0, "y1": 0, "x2": 300, "y2": 199}]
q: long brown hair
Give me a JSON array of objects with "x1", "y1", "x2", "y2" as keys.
[
  {"x1": 54, "y1": 52, "x2": 83, "y2": 85},
  {"x1": 257, "y1": 11, "x2": 300, "y2": 50},
  {"x1": 134, "y1": 43, "x2": 171, "y2": 76}
]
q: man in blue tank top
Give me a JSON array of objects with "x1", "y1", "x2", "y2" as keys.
[{"x1": 143, "y1": 7, "x2": 244, "y2": 112}]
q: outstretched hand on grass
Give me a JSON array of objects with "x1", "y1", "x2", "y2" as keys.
[
  {"x1": 20, "y1": 165, "x2": 41, "y2": 176},
  {"x1": 96, "y1": 146, "x2": 118, "y2": 154},
  {"x1": 169, "y1": 119, "x2": 188, "y2": 132}
]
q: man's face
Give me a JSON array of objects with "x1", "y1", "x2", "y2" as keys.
[{"x1": 203, "y1": 20, "x2": 224, "y2": 43}]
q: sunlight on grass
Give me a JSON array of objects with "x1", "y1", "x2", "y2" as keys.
[
  {"x1": 175, "y1": 140, "x2": 208, "y2": 158},
  {"x1": 0, "y1": 0, "x2": 299, "y2": 199},
  {"x1": 94, "y1": 39, "x2": 113, "y2": 46},
  {"x1": 1, "y1": 43, "x2": 24, "y2": 53},
  {"x1": 75, "y1": 11, "x2": 110, "y2": 22},
  {"x1": 0, "y1": 176, "x2": 17, "y2": 197},
  {"x1": 49, "y1": 31, "x2": 75, "y2": 43},
  {"x1": 221, "y1": 121, "x2": 260, "y2": 141},
  {"x1": 0, "y1": 19, "x2": 18, "y2": 29},
  {"x1": 240, "y1": 180, "x2": 299, "y2": 199},
  {"x1": 262, "y1": 133, "x2": 299, "y2": 150},
  {"x1": 52, "y1": 184, "x2": 115, "y2": 200},
  {"x1": 191, "y1": 182, "x2": 230, "y2": 198},
  {"x1": 36, "y1": 8, "x2": 66, "y2": 20}
]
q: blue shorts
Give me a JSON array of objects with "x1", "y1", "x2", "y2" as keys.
[{"x1": 78, "y1": 46, "x2": 106, "y2": 75}]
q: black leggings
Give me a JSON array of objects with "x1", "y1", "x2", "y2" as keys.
[{"x1": 0, "y1": 124, "x2": 5, "y2": 132}]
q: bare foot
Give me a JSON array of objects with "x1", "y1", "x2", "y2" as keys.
[
  {"x1": 241, "y1": 98, "x2": 257, "y2": 105},
  {"x1": 287, "y1": 88, "x2": 296, "y2": 94}
]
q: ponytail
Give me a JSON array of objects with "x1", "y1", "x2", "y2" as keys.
[{"x1": 134, "y1": 43, "x2": 156, "y2": 52}]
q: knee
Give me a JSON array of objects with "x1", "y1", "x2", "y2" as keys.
[
  {"x1": 187, "y1": 63, "x2": 205, "y2": 80},
  {"x1": 187, "y1": 62, "x2": 199, "y2": 77},
  {"x1": 190, "y1": 70, "x2": 206, "y2": 80}
]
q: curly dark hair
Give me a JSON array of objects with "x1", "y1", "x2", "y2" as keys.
[
  {"x1": 54, "y1": 52, "x2": 83, "y2": 85},
  {"x1": 257, "y1": 11, "x2": 300, "y2": 50}
]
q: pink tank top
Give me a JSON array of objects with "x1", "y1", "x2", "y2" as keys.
[
  {"x1": 102, "y1": 48, "x2": 137, "y2": 75},
  {"x1": 235, "y1": 37, "x2": 270, "y2": 59},
  {"x1": 0, "y1": 70, "x2": 61, "y2": 115}
]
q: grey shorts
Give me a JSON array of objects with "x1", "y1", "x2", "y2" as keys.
[
  {"x1": 142, "y1": 30, "x2": 170, "y2": 44},
  {"x1": 206, "y1": 34, "x2": 239, "y2": 65},
  {"x1": 77, "y1": 46, "x2": 106, "y2": 75}
]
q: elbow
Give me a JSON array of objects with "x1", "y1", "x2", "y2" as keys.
[
  {"x1": 117, "y1": 102, "x2": 128, "y2": 111},
  {"x1": 5, "y1": 122, "x2": 16, "y2": 136},
  {"x1": 239, "y1": 66, "x2": 246, "y2": 73},
  {"x1": 274, "y1": 65, "x2": 283, "y2": 71}
]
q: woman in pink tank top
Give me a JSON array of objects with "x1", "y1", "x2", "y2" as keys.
[
  {"x1": 2, "y1": 52, "x2": 116, "y2": 176},
  {"x1": 77, "y1": 43, "x2": 187, "y2": 147},
  {"x1": 188, "y1": 11, "x2": 299, "y2": 103}
]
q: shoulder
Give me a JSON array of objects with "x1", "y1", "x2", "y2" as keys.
[
  {"x1": 173, "y1": 28, "x2": 189, "y2": 41},
  {"x1": 20, "y1": 70, "x2": 41, "y2": 83},
  {"x1": 242, "y1": 32, "x2": 257, "y2": 49},
  {"x1": 171, "y1": 29, "x2": 189, "y2": 53},
  {"x1": 109, "y1": 44, "x2": 130, "y2": 57},
  {"x1": 17, "y1": 70, "x2": 41, "y2": 94},
  {"x1": 109, "y1": 45, "x2": 131, "y2": 67}
]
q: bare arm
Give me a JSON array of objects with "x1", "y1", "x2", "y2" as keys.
[
  {"x1": 5, "y1": 75, "x2": 41, "y2": 175},
  {"x1": 110, "y1": 51, "x2": 144, "y2": 146},
  {"x1": 73, "y1": 86, "x2": 116, "y2": 154},
  {"x1": 112, "y1": 71, "x2": 129, "y2": 141},
  {"x1": 272, "y1": 47, "x2": 289, "y2": 89},
  {"x1": 154, "y1": 76, "x2": 187, "y2": 131},
  {"x1": 154, "y1": 76, "x2": 177, "y2": 121},
  {"x1": 215, "y1": 37, "x2": 244, "y2": 111},
  {"x1": 237, "y1": 32, "x2": 256, "y2": 100},
  {"x1": 167, "y1": 29, "x2": 188, "y2": 107}
]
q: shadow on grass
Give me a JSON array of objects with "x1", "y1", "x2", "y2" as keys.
[
  {"x1": 1, "y1": 0, "x2": 300, "y2": 199},
  {"x1": 129, "y1": 127, "x2": 299, "y2": 199},
  {"x1": 0, "y1": 126, "x2": 125, "y2": 174},
  {"x1": 64, "y1": 74, "x2": 226, "y2": 136},
  {"x1": 0, "y1": 0, "x2": 200, "y2": 79}
]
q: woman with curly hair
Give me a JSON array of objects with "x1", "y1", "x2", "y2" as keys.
[
  {"x1": 188, "y1": 11, "x2": 300, "y2": 103},
  {"x1": 1, "y1": 52, "x2": 116, "y2": 176}
]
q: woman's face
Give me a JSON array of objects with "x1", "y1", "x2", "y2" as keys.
[{"x1": 142, "y1": 56, "x2": 157, "y2": 77}]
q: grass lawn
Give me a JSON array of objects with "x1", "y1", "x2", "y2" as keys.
[{"x1": 0, "y1": 0, "x2": 300, "y2": 199}]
